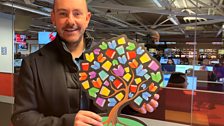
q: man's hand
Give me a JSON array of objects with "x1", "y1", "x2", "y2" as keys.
[
  {"x1": 130, "y1": 94, "x2": 159, "y2": 114},
  {"x1": 74, "y1": 110, "x2": 103, "y2": 126}
]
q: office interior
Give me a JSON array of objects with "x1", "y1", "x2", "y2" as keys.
[{"x1": 0, "y1": 0, "x2": 224, "y2": 126}]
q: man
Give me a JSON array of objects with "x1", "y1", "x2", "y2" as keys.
[{"x1": 12, "y1": 0, "x2": 159, "y2": 126}]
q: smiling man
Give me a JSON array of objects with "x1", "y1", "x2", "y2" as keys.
[{"x1": 12, "y1": 0, "x2": 159, "y2": 126}]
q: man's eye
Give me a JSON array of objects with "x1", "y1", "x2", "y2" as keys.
[
  {"x1": 73, "y1": 12, "x2": 81, "y2": 17},
  {"x1": 59, "y1": 12, "x2": 67, "y2": 16}
]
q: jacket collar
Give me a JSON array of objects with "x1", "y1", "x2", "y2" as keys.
[{"x1": 51, "y1": 32, "x2": 93, "y2": 72}]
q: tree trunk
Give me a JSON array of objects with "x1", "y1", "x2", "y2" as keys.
[{"x1": 103, "y1": 98, "x2": 128, "y2": 126}]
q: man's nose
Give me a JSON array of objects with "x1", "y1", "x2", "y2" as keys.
[{"x1": 67, "y1": 13, "x2": 76, "y2": 26}]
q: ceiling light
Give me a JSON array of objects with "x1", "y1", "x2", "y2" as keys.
[{"x1": 0, "y1": 2, "x2": 50, "y2": 16}]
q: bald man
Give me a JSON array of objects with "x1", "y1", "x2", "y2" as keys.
[{"x1": 12, "y1": 0, "x2": 159, "y2": 126}]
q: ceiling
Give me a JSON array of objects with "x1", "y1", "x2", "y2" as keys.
[{"x1": 1, "y1": 0, "x2": 224, "y2": 43}]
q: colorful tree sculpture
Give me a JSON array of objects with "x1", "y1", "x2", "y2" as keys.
[{"x1": 79, "y1": 35, "x2": 163, "y2": 126}]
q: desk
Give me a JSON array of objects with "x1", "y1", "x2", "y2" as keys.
[
  {"x1": 0, "y1": 95, "x2": 14, "y2": 104},
  {"x1": 129, "y1": 115, "x2": 190, "y2": 126},
  {"x1": 197, "y1": 80, "x2": 224, "y2": 85}
]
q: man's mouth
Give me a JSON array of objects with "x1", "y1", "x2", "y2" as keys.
[
  {"x1": 64, "y1": 28, "x2": 78, "y2": 32},
  {"x1": 63, "y1": 26, "x2": 79, "y2": 33}
]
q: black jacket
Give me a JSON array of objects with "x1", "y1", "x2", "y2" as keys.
[{"x1": 12, "y1": 34, "x2": 94, "y2": 126}]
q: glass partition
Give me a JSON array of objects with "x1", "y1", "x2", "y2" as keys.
[{"x1": 0, "y1": 0, "x2": 223, "y2": 126}]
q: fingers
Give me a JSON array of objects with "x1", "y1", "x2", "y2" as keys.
[
  {"x1": 81, "y1": 111, "x2": 102, "y2": 122},
  {"x1": 145, "y1": 103, "x2": 154, "y2": 113},
  {"x1": 74, "y1": 110, "x2": 103, "y2": 126},
  {"x1": 149, "y1": 99, "x2": 159, "y2": 109},
  {"x1": 153, "y1": 94, "x2": 160, "y2": 100},
  {"x1": 139, "y1": 104, "x2": 147, "y2": 114},
  {"x1": 129, "y1": 94, "x2": 160, "y2": 114}
]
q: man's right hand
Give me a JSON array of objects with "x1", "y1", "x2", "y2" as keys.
[{"x1": 74, "y1": 110, "x2": 103, "y2": 126}]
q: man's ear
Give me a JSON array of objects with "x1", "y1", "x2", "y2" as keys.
[
  {"x1": 85, "y1": 12, "x2": 92, "y2": 28},
  {"x1": 51, "y1": 11, "x2": 56, "y2": 26}
]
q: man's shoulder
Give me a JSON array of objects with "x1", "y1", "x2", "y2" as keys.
[{"x1": 25, "y1": 41, "x2": 58, "y2": 62}]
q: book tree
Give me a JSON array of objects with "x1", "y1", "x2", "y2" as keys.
[{"x1": 79, "y1": 35, "x2": 163, "y2": 126}]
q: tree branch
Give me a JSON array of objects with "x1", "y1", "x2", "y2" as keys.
[
  {"x1": 127, "y1": 68, "x2": 135, "y2": 89},
  {"x1": 110, "y1": 70, "x2": 127, "y2": 88},
  {"x1": 102, "y1": 89, "x2": 125, "y2": 98},
  {"x1": 128, "y1": 79, "x2": 149, "y2": 102}
]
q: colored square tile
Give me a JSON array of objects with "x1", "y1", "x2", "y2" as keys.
[
  {"x1": 130, "y1": 85, "x2": 137, "y2": 93},
  {"x1": 81, "y1": 63, "x2": 89, "y2": 71},
  {"x1": 135, "y1": 78, "x2": 142, "y2": 85},
  {"x1": 117, "y1": 37, "x2": 126, "y2": 45},
  {"x1": 106, "y1": 49, "x2": 116, "y2": 59},
  {"x1": 115, "y1": 92, "x2": 124, "y2": 101},
  {"x1": 123, "y1": 73, "x2": 131, "y2": 82},
  {"x1": 104, "y1": 80, "x2": 110, "y2": 86},
  {"x1": 113, "y1": 79, "x2": 123, "y2": 89},
  {"x1": 102, "y1": 61, "x2": 112, "y2": 71},
  {"x1": 148, "y1": 61, "x2": 159, "y2": 71},
  {"x1": 144, "y1": 74, "x2": 150, "y2": 80},
  {"x1": 140, "y1": 53, "x2": 151, "y2": 64},
  {"x1": 116, "y1": 46, "x2": 125, "y2": 55},
  {"x1": 126, "y1": 51, "x2": 136, "y2": 60},
  {"x1": 99, "y1": 70, "x2": 109, "y2": 81},
  {"x1": 124, "y1": 67, "x2": 130, "y2": 73},
  {"x1": 82, "y1": 80, "x2": 90, "y2": 89},
  {"x1": 134, "y1": 96, "x2": 143, "y2": 106},
  {"x1": 96, "y1": 97, "x2": 106, "y2": 107},
  {"x1": 100, "y1": 86, "x2": 111, "y2": 96}
]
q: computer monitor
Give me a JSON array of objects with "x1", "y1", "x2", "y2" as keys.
[
  {"x1": 186, "y1": 76, "x2": 197, "y2": 90},
  {"x1": 14, "y1": 59, "x2": 23, "y2": 67},
  {"x1": 160, "y1": 57, "x2": 168, "y2": 64},
  {"x1": 18, "y1": 43, "x2": 28, "y2": 51},
  {"x1": 163, "y1": 74, "x2": 171, "y2": 87},
  {"x1": 194, "y1": 65, "x2": 213, "y2": 71},
  {"x1": 176, "y1": 65, "x2": 213, "y2": 73},
  {"x1": 175, "y1": 65, "x2": 192, "y2": 73},
  {"x1": 15, "y1": 34, "x2": 26, "y2": 44},
  {"x1": 172, "y1": 58, "x2": 180, "y2": 65}
]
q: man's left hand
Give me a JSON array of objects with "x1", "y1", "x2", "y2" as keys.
[{"x1": 129, "y1": 94, "x2": 159, "y2": 114}]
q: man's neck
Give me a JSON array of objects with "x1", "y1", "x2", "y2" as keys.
[{"x1": 66, "y1": 37, "x2": 85, "y2": 59}]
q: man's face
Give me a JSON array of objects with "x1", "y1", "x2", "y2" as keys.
[{"x1": 51, "y1": 0, "x2": 91, "y2": 43}]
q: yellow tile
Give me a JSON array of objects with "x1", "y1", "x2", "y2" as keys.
[
  {"x1": 116, "y1": 92, "x2": 124, "y2": 101},
  {"x1": 140, "y1": 53, "x2": 151, "y2": 64},
  {"x1": 82, "y1": 80, "x2": 90, "y2": 89},
  {"x1": 135, "y1": 78, "x2": 142, "y2": 84},
  {"x1": 100, "y1": 86, "x2": 110, "y2": 96},
  {"x1": 125, "y1": 67, "x2": 130, "y2": 73},
  {"x1": 123, "y1": 73, "x2": 131, "y2": 82},
  {"x1": 117, "y1": 37, "x2": 126, "y2": 45},
  {"x1": 102, "y1": 61, "x2": 112, "y2": 71}
]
